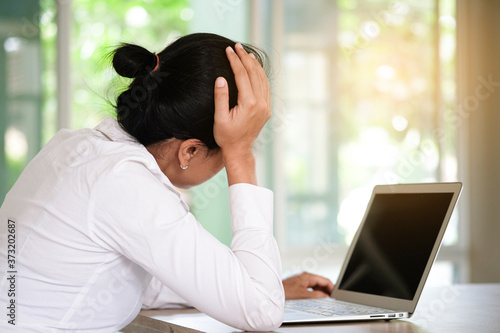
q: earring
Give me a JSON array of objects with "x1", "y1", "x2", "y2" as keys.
[{"x1": 180, "y1": 164, "x2": 188, "y2": 170}]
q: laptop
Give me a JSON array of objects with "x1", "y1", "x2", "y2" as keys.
[{"x1": 283, "y1": 182, "x2": 462, "y2": 323}]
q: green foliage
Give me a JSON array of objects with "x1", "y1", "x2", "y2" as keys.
[
  {"x1": 71, "y1": 0, "x2": 190, "y2": 129},
  {"x1": 41, "y1": 0, "x2": 190, "y2": 133}
]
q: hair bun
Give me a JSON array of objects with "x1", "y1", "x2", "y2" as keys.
[{"x1": 112, "y1": 43, "x2": 157, "y2": 78}]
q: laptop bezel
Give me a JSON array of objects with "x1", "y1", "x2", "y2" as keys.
[{"x1": 331, "y1": 182, "x2": 462, "y2": 315}]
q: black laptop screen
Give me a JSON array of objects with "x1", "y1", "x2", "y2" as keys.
[{"x1": 338, "y1": 192, "x2": 454, "y2": 300}]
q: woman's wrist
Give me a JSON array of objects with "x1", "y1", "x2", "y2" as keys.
[{"x1": 223, "y1": 150, "x2": 257, "y2": 186}]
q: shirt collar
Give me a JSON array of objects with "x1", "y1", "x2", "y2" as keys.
[
  {"x1": 94, "y1": 117, "x2": 139, "y2": 144},
  {"x1": 94, "y1": 117, "x2": 187, "y2": 207}
]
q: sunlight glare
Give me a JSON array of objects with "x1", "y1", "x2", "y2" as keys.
[
  {"x1": 376, "y1": 65, "x2": 396, "y2": 80},
  {"x1": 5, "y1": 127, "x2": 28, "y2": 161},
  {"x1": 4, "y1": 37, "x2": 22, "y2": 53},
  {"x1": 392, "y1": 115, "x2": 408, "y2": 131},
  {"x1": 180, "y1": 8, "x2": 194, "y2": 21},
  {"x1": 125, "y1": 6, "x2": 150, "y2": 28}
]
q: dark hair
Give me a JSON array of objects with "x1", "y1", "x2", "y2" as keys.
[{"x1": 111, "y1": 33, "x2": 268, "y2": 150}]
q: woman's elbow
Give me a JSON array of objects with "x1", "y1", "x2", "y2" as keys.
[{"x1": 239, "y1": 298, "x2": 284, "y2": 331}]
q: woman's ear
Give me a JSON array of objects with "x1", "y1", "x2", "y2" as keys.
[{"x1": 178, "y1": 139, "x2": 205, "y2": 168}]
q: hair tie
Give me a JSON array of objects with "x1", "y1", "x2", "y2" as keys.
[{"x1": 153, "y1": 54, "x2": 160, "y2": 72}]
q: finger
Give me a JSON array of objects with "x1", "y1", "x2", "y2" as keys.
[
  {"x1": 226, "y1": 46, "x2": 254, "y2": 104},
  {"x1": 234, "y1": 43, "x2": 267, "y2": 102},
  {"x1": 308, "y1": 289, "x2": 331, "y2": 299},
  {"x1": 286, "y1": 288, "x2": 329, "y2": 300},
  {"x1": 247, "y1": 51, "x2": 271, "y2": 119},
  {"x1": 214, "y1": 76, "x2": 229, "y2": 123},
  {"x1": 311, "y1": 284, "x2": 334, "y2": 296},
  {"x1": 251, "y1": 55, "x2": 271, "y2": 120},
  {"x1": 248, "y1": 52, "x2": 269, "y2": 100},
  {"x1": 300, "y1": 273, "x2": 335, "y2": 293},
  {"x1": 233, "y1": 44, "x2": 269, "y2": 119}
]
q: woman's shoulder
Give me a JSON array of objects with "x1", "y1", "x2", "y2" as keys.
[{"x1": 40, "y1": 118, "x2": 169, "y2": 191}]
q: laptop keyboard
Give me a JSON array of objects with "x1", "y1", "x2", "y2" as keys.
[{"x1": 285, "y1": 298, "x2": 391, "y2": 317}]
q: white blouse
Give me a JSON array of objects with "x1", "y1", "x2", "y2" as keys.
[{"x1": 0, "y1": 117, "x2": 284, "y2": 332}]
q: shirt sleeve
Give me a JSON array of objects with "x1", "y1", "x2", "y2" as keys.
[
  {"x1": 88, "y1": 161, "x2": 284, "y2": 331},
  {"x1": 141, "y1": 276, "x2": 191, "y2": 309}
]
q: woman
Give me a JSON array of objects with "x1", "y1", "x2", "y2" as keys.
[{"x1": 0, "y1": 33, "x2": 332, "y2": 332}]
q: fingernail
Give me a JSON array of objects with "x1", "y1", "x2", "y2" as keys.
[
  {"x1": 215, "y1": 77, "x2": 226, "y2": 87},
  {"x1": 249, "y1": 53, "x2": 256, "y2": 59},
  {"x1": 236, "y1": 43, "x2": 243, "y2": 49},
  {"x1": 227, "y1": 46, "x2": 235, "y2": 53}
]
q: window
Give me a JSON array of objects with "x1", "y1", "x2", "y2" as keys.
[
  {"x1": 0, "y1": 0, "x2": 43, "y2": 202},
  {"x1": 2, "y1": 0, "x2": 464, "y2": 284},
  {"x1": 259, "y1": 0, "x2": 462, "y2": 284}
]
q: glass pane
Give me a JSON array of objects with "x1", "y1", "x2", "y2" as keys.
[
  {"x1": 0, "y1": 0, "x2": 43, "y2": 202},
  {"x1": 68, "y1": 0, "x2": 190, "y2": 130}
]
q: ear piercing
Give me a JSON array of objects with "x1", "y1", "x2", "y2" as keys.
[{"x1": 180, "y1": 164, "x2": 188, "y2": 170}]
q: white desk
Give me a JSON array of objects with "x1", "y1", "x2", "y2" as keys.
[{"x1": 122, "y1": 284, "x2": 500, "y2": 333}]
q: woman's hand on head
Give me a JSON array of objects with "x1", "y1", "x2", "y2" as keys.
[
  {"x1": 213, "y1": 43, "x2": 271, "y2": 155},
  {"x1": 283, "y1": 272, "x2": 335, "y2": 300},
  {"x1": 213, "y1": 43, "x2": 271, "y2": 185}
]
